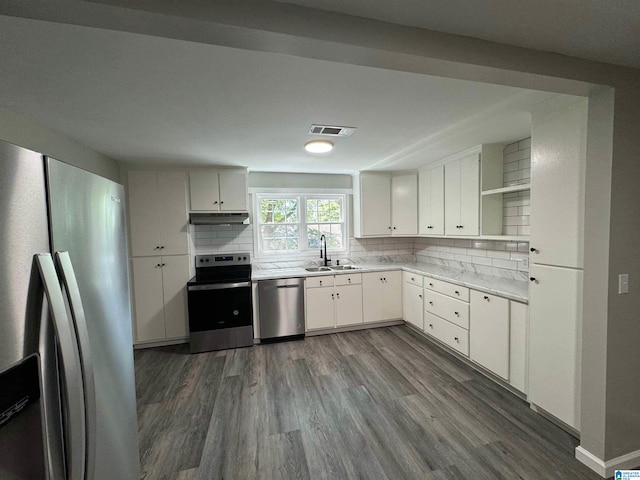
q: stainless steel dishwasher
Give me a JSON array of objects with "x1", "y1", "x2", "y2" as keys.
[{"x1": 258, "y1": 277, "x2": 305, "y2": 342}]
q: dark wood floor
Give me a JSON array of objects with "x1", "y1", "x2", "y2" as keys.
[{"x1": 134, "y1": 325, "x2": 601, "y2": 480}]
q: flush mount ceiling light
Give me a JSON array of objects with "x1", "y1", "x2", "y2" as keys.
[{"x1": 304, "y1": 140, "x2": 334, "y2": 153}]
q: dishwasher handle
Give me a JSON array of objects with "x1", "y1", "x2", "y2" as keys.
[{"x1": 276, "y1": 284, "x2": 301, "y2": 289}]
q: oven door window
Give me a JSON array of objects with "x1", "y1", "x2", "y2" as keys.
[{"x1": 188, "y1": 285, "x2": 252, "y2": 332}]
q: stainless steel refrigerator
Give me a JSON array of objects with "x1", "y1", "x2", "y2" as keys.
[{"x1": 0, "y1": 140, "x2": 140, "y2": 479}]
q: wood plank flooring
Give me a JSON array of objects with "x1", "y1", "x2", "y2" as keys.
[{"x1": 134, "y1": 326, "x2": 600, "y2": 480}]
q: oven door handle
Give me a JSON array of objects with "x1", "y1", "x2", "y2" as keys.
[{"x1": 188, "y1": 281, "x2": 251, "y2": 291}]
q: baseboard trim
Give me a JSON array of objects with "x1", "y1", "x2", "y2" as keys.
[
  {"x1": 134, "y1": 337, "x2": 188, "y2": 349},
  {"x1": 305, "y1": 319, "x2": 404, "y2": 336},
  {"x1": 576, "y1": 445, "x2": 640, "y2": 478}
]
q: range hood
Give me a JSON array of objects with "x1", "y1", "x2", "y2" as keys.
[{"x1": 189, "y1": 212, "x2": 250, "y2": 225}]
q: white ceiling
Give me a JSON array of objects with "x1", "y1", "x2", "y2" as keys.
[
  {"x1": 278, "y1": 0, "x2": 640, "y2": 70},
  {"x1": 0, "y1": 15, "x2": 570, "y2": 173}
]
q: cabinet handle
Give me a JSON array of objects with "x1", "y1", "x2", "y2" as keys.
[
  {"x1": 393, "y1": 226, "x2": 397, "y2": 230},
  {"x1": 454, "y1": 336, "x2": 459, "y2": 342},
  {"x1": 530, "y1": 277, "x2": 537, "y2": 282},
  {"x1": 161, "y1": 263, "x2": 166, "y2": 267},
  {"x1": 319, "y1": 280, "x2": 323, "y2": 285},
  {"x1": 156, "y1": 263, "x2": 161, "y2": 267},
  {"x1": 160, "y1": 246, "x2": 164, "y2": 249},
  {"x1": 388, "y1": 226, "x2": 392, "y2": 230},
  {"x1": 418, "y1": 294, "x2": 422, "y2": 298},
  {"x1": 411, "y1": 277, "x2": 415, "y2": 281},
  {"x1": 429, "y1": 301, "x2": 433, "y2": 306},
  {"x1": 383, "y1": 277, "x2": 386, "y2": 282},
  {"x1": 454, "y1": 290, "x2": 459, "y2": 295},
  {"x1": 380, "y1": 277, "x2": 383, "y2": 281},
  {"x1": 429, "y1": 283, "x2": 433, "y2": 287},
  {"x1": 428, "y1": 323, "x2": 433, "y2": 328},
  {"x1": 530, "y1": 247, "x2": 538, "y2": 253},
  {"x1": 454, "y1": 311, "x2": 459, "y2": 316},
  {"x1": 483, "y1": 296, "x2": 489, "y2": 301},
  {"x1": 220, "y1": 201, "x2": 224, "y2": 204},
  {"x1": 336, "y1": 292, "x2": 340, "y2": 299},
  {"x1": 459, "y1": 225, "x2": 463, "y2": 229},
  {"x1": 213, "y1": 201, "x2": 218, "y2": 204},
  {"x1": 348, "y1": 278, "x2": 351, "y2": 283},
  {"x1": 155, "y1": 246, "x2": 160, "y2": 249},
  {"x1": 331, "y1": 293, "x2": 334, "y2": 299}
]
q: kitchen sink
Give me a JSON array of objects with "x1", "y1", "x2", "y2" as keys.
[
  {"x1": 305, "y1": 267, "x2": 332, "y2": 272},
  {"x1": 329, "y1": 265, "x2": 359, "y2": 270}
]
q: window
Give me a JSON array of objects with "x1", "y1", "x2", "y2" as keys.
[{"x1": 256, "y1": 193, "x2": 346, "y2": 256}]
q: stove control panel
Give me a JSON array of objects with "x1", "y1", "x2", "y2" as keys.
[{"x1": 195, "y1": 252, "x2": 251, "y2": 268}]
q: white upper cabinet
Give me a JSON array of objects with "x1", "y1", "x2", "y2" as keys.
[
  {"x1": 189, "y1": 168, "x2": 248, "y2": 212},
  {"x1": 353, "y1": 172, "x2": 417, "y2": 237},
  {"x1": 530, "y1": 100, "x2": 587, "y2": 269},
  {"x1": 391, "y1": 173, "x2": 418, "y2": 235},
  {"x1": 128, "y1": 171, "x2": 189, "y2": 257},
  {"x1": 445, "y1": 154, "x2": 480, "y2": 236},
  {"x1": 353, "y1": 172, "x2": 392, "y2": 237},
  {"x1": 418, "y1": 165, "x2": 444, "y2": 235}
]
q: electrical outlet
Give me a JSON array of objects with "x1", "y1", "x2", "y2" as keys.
[{"x1": 619, "y1": 274, "x2": 629, "y2": 294}]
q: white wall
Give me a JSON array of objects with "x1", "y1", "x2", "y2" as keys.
[{"x1": 0, "y1": 107, "x2": 119, "y2": 181}]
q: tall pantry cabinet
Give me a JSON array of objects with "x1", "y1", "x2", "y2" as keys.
[
  {"x1": 528, "y1": 99, "x2": 588, "y2": 430},
  {"x1": 127, "y1": 171, "x2": 191, "y2": 345}
]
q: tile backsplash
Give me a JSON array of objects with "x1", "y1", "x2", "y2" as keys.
[
  {"x1": 193, "y1": 224, "x2": 254, "y2": 253},
  {"x1": 503, "y1": 138, "x2": 531, "y2": 236}
]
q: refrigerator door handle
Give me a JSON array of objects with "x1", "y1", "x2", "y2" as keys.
[
  {"x1": 36, "y1": 253, "x2": 86, "y2": 480},
  {"x1": 55, "y1": 251, "x2": 96, "y2": 480}
]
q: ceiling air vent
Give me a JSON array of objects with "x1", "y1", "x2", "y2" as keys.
[{"x1": 309, "y1": 125, "x2": 356, "y2": 137}]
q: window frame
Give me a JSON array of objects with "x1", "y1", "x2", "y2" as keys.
[{"x1": 254, "y1": 191, "x2": 348, "y2": 258}]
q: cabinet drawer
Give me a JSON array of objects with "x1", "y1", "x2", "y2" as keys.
[
  {"x1": 306, "y1": 275, "x2": 334, "y2": 288},
  {"x1": 424, "y1": 312, "x2": 469, "y2": 356},
  {"x1": 334, "y1": 273, "x2": 362, "y2": 286},
  {"x1": 403, "y1": 271, "x2": 423, "y2": 287},
  {"x1": 424, "y1": 277, "x2": 469, "y2": 301},
  {"x1": 423, "y1": 290, "x2": 469, "y2": 329}
]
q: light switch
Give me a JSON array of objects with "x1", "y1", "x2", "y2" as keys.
[{"x1": 618, "y1": 274, "x2": 629, "y2": 294}]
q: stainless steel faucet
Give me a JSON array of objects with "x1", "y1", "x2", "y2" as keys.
[{"x1": 320, "y1": 234, "x2": 331, "y2": 266}]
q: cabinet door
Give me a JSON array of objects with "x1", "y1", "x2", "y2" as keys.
[
  {"x1": 362, "y1": 273, "x2": 384, "y2": 323},
  {"x1": 219, "y1": 170, "x2": 248, "y2": 211},
  {"x1": 128, "y1": 171, "x2": 161, "y2": 257},
  {"x1": 459, "y1": 154, "x2": 480, "y2": 235},
  {"x1": 444, "y1": 160, "x2": 461, "y2": 235},
  {"x1": 391, "y1": 174, "x2": 417, "y2": 235},
  {"x1": 161, "y1": 255, "x2": 191, "y2": 339},
  {"x1": 403, "y1": 282, "x2": 423, "y2": 329},
  {"x1": 528, "y1": 264, "x2": 582, "y2": 429},
  {"x1": 359, "y1": 173, "x2": 391, "y2": 236},
  {"x1": 189, "y1": 170, "x2": 220, "y2": 211},
  {"x1": 418, "y1": 168, "x2": 431, "y2": 235},
  {"x1": 509, "y1": 301, "x2": 528, "y2": 393},
  {"x1": 381, "y1": 271, "x2": 403, "y2": 320},
  {"x1": 429, "y1": 166, "x2": 445, "y2": 235},
  {"x1": 469, "y1": 291, "x2": 509, "y2": 379},
  {"x1": 157, "y1": 172, "x2": 189, "y2": 255},
  {"x1": 530, "y1": 100, "x2": 587, "y2": 268},
  {"x1": 335, "y1": 284, "x2": 363, "y2": 327},
  {"x1": 306, "y1": 287, "x2": 335, "y2": 330},
  {"x1": 132, "y1": 256, "x2": 165, "y2": 342}
]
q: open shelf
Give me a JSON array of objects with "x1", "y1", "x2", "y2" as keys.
[{"x1": 482, "y1": 183, "x2": 531, "y2": 196}]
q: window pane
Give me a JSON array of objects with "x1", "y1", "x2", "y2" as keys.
[
  {"x1": 307, "y1": 224, "x2": 320, "y2": 248},
  {"x1": 260, "y1": 224, "x2": 299, "y2": 252},
  {"x1": 306, "y1": 199, "x2": 317, "y2": 222},
  {"x1": 260, "y1": 198, "x2": 298, "y2": 224},
  {"x1": 328, "y1": 224, "x2": 343, "y2": 248},
  {"x1": 328, "y1": 200, "x2": 341, "y2": 222}
]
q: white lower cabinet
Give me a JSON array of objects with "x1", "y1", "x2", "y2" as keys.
[
  {"x1": 403, "y1": 279, "x2": 424, "y2": 330},
  {"x1": 509, "y1": 301, "x2": 528, "y2": 393},
  {"x1": 424, "y1": 312, "x2": 469, "y2": 356},
  {"x1": 362, "y1": 271, "x2": 402, "y2": 323},
  {"x1": 528, "y1": 264, "x2": 582, "y2": 430},
  {"x1": 469, "y1": 291, "x2": 510, "y2": 380},
  {"x1": 305, "y1": 275, "x2": 363, "y2": 330},
  {"x1": 132, "y1": 255, "x2": 191, "y2": 343}
]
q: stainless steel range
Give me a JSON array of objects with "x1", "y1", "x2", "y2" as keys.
[{"x1": 187, "y1": 253, "x2": 254, "y2": 353}]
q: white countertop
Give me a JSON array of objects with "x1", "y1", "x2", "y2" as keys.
[{"x1": 252, "y1": 261, "x2": 529, "y2": 303}]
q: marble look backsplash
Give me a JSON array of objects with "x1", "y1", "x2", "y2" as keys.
[
  {"x1": 193, "y1": 225, "x2": 529, "y2": 279},
  {"x1": 413, "y1": 237, "x2": 529, "y2": 280}
]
